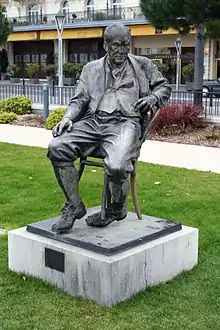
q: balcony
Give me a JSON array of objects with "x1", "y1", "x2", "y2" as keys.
[{"x1": 10, "y1": 7, "x2": 146, "y2": 32}]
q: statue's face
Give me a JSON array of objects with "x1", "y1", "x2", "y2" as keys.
[{"x1": 105, "y1": 32, "x2": 130, "y2": 66}]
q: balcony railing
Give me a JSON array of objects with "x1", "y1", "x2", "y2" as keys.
[{"x1": 10, "y1": 7, "x2": 145, "y2": 27}]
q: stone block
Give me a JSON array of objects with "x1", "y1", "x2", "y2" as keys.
[{"x1": 8, "y1": 210, "x2": 198, "y2": 306}]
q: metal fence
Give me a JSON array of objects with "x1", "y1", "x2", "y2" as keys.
[
  {"x1": 1, "y1": 83, "x2": 220, "y2": 117},
  {"x1": 170, "y1": 91, "x2": 220, "y2": 117},
  {"x1": 48, "y1": 86, "x2": 76, "y2": 105},
  {"x1": 0, "y1": 83, "x2": 76, "y2": 106}
]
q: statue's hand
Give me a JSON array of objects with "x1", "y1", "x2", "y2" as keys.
[
  {"x1": 52, "y1": 118, "x2": 73, "y2": 137},
  {"x1": 134, "y1": 95, "x2": 157, "y2": 114}
]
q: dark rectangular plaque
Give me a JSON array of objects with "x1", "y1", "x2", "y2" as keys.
[{"x1": 45, "y1": 248, "x2": 65, "y2": 273}]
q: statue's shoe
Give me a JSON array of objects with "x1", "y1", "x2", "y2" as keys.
[
  {"x1": 86, "y1": 204, "x2": 127, "y2": 228},
  {"x1": 51, "y1": 200, "x2": 86, "y2": 234}
]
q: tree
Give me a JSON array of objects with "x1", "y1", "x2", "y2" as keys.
[
  {"x1": 0, "y1": 48, "x2": 9, "y2": 74},
  {"x1": 140, "y1": 0, "x2": 220, "y2": 105},
  {"x1": 0, "y1": 5, "x2": 13, "y2": 44},
  {"x1": 205, "y1": 20, "x2": 220, "y2": 39},
  {"x1": 46, "y1": 52, "x2": 55, "y2": 65}
]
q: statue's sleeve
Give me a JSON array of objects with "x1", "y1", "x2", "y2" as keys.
[
  {"x1": 145, "y1": 59, "x2": 172, "y2": 108},
  {"x1": 64, "y1": 66, "x2": 90, "y2": 122}
]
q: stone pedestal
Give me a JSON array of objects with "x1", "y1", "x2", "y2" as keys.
[{"x1": 8, "y1": 207, "x2": 198, "y2": 306}]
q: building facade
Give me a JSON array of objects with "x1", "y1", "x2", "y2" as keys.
[{"x1": 0, "y1": 0, "x2": 219, "y2": 81}]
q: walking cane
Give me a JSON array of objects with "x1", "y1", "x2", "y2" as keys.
[{"x1": 130, "y1": 106, "x2": 162, "y2": 220}]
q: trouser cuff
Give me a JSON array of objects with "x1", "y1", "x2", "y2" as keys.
[{"x1": 51, "y1": 161, "x2": 74, "y2": 167}]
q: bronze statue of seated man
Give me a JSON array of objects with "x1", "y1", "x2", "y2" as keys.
[{"x1": 47, "y1": 22, "x2": 171, "y2": 234}]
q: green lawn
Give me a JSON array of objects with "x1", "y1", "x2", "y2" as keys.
[{"x1": 1, "y1": 142, "x2": 220, "y2": 330}]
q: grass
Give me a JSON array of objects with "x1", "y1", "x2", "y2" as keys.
[{"x1": 1, "y1": 142, "x2": 220, "y2": 329}]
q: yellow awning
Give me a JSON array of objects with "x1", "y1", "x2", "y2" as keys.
[
  {"x1": 7, "y1": 32, "x2": 38, "y2": 42},
  {"x1": 40, "y1": 30, "x2": 57, "y2": 40},
  {"x1": 40, "y1": 27, "x2": 103, "y2": 40},
  {"x1": 130, "y1": 25, "x2": 179, "y2": 36},
  {"x1": 129, "y1": 25, "x2": 195, "y2": 36},
  {"x1": 7, "y1": 25, "x2": 195, "y2": 42},
  {"x1": 130, "y1": 25, "x2": 155, "y2": 36}
]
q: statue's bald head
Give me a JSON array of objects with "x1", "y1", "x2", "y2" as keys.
[
  {"x1": 103, "y1": 23, "x2": 131, "y2": 66},
  {"x1": 104, "y1": 23, "x2": 131, "y2": 44}
]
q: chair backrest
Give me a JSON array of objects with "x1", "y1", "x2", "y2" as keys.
[{"x1": 140, "y1": 109, "x2": 154, "y2": 143}]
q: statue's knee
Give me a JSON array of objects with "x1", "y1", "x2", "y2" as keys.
[
  {"x1": 47, "y1": 139, "x2": 62, "y2": 160},
  {"x1": 105, "y1": 160, "x2": 126, "y2": 179}
]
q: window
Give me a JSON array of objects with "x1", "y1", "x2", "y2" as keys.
[
  {"x1": 69, "y1": 53, "x2": 77, "y2": 62},
  {"x1": 31, "y1": 54, "x2": 39, "y2": 62},
  {"x1": 15, "y1": 54, "x2": 22, "y2": 63},
  {"x1": 40, "y1": 54, "x2": 47, "y2": 62},
  {"x1": 79, "y1": 53, "x2": 88, "y2": 62},
  {"x1": 2, "y1": 6, "x2": 7, "y2": 18},
  {"x1": 86, "y1": 0, "x2": 94, "y2": 20},
  {"x1": 90, "y1": 53, "x2": 98, "y2": 61},
  {"x1": 135, "y1": 48, "x2": 151, "y2": 56},
  {"x1": 113, "y1": 0, "x2": 121, "y2": 18},
  {"x1": 62, "y1": 1, "x2": 70, "y2": 23},
  {"x1": 23, "y1": 54, "x2": 30, "y2": 63},
  {"x1": 28, "y1": 4, "x2": 41, "y2": 25}
]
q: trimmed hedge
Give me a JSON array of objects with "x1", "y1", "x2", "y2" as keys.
[
  {"x1": 0, "y1": 96, "x2": 32, "y2": 115},
  {"x1": 46, "y1": 108, "x2": 67, "y2": 130},
  {"x1": 0, "y1": 112, "x2": 17, "y2": 124}
]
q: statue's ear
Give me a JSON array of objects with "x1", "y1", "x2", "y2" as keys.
[{"x1": 103, "y1": 42, "x2": 108, "y2": 53}]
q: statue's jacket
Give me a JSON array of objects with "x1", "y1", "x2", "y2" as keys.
[{"x1": 64, "y1": 54, "x2": 171, "y2": 122}]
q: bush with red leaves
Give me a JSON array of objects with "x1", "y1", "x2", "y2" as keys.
[{"x1": 149, "y1": 103, "x2": 205, "y2": 134}]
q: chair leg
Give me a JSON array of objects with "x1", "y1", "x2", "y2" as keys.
[
  {"x1": 101, "y1": 172, "x2": 108, "y2": 220},
  {"x1": 107, "y1": 185, "x2": 111, "y2": 207},
  {"x1": 130, "y1": 162, "x2": 142, "y2": 220},
  {"x1": 78, "y1": 158, "x2": 86, "y2": 182}
]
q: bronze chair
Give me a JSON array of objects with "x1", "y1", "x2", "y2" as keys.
[
  {"x1": 77, "y1": 109, "x2": 158, "y2": 222},
  {"x1": 78, "y1": 151, "x2": 142, "y2": 221}
]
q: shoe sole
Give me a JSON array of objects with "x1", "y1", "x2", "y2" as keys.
[
  {"x1": 86, "y1": 211, "x2": 127, "y2": 228},
  {"x1": 52, "y1": 208, "x2": 87, "y2": 234}
]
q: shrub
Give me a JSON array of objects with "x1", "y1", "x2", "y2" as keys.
[
  {"x1": 26, "y1": 63, "x2": 39, "y2": 78},
  {"x1": 0, "y1": 111, "x2": 17, "y2": 124},
  {"x1": 75, "y1": 63, "x2": 85, "y2": 74},
  {"x1": 0, "y1": 96, "x2": 32, "y2": 115},
  {"x1": 153, "y1": 60, "x2": 170, "y2": 76},
  {"x1": 150, "y1": 103, "x2": 204, "y2": 135},
  {"x1": 7, "y1": 64, "x2": 19, "y2": 78},
  {"x1": 63, "y1": 62, "x2": 85, "y2": 77},
  {"x1": 63, "y1": 63, "x2": 76, "y2": 78},
  {"x1": 182, "y1": 63, "x2": 194, "y2": 82},
  {"x1": 46, "y1": 107, "x2": 67, "y2": 130},
  {"x1": 46, "y1": 64, "x2": 57, "y2": 76}
]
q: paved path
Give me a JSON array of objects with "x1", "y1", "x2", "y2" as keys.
[{"x1": 1, "y1": 124, "x2": 220, "y2": 174}]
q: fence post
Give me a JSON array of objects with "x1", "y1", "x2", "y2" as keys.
[
  {"x1": 22, "y1": 78, "x2": 25, "y2": 96},
  {"x1": 210, "y1": 87, "x2": 213, "y2": 108},
  {"x1": 60, "y1": 86, "x2": 64, "y2": 105},
  {"x1": 52, "y1": 79, "x2": 55, "y2": 97},
  {"x1": 43, "y1": 83, "x2": 49, "y2": 121}
]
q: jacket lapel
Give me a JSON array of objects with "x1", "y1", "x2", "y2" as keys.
[
  {"x1": 128, "y1": 54, "x2": 149, "y2": 97},
  {"x1": 91, "y1": 56, "x2": 106, "y2": 105}
]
